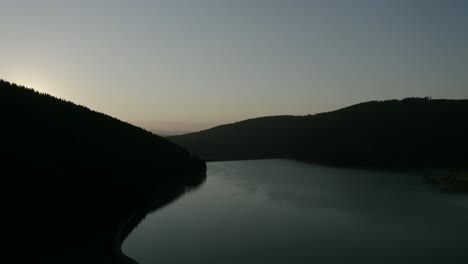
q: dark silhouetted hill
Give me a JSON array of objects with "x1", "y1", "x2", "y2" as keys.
[
  {"x1": 169, "y1": 98, "x2": 468, "y2": 168},
  {"x1": 0, "y1": 79, "x2": 206, "y2": 263}
]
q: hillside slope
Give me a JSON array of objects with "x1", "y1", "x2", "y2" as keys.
[
  {"x1": 169, "y1": 98, "x2": 468, "y2": 168},
  {"x1": 0, "y1": 79, "x2": 206, "y2": 263}
]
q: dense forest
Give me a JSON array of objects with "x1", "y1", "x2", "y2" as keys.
[
  {"x1": 169, "y1": 98, "x2": 468, "y2": 169},
  {"x1": 0, "y1": 79, "x2": 206, "y2": 263}
]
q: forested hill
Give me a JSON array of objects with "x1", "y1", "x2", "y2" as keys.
[
  {"x1": 0, "y1": 79, "x2": 205, "y2": 176},
  {"x1": 0, "y1": 79, "x2": 206, "y2": 263},
  {"x1": 169, "y1": 98, "x2": 468, "y2": 168}
]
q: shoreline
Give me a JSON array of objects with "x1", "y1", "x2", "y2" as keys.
[{"x1": 114, "y1": 172, "x2": 208, "y2": 264}]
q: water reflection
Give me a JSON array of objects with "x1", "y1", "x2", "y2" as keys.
[
  {"x1": 119, "y1": 179, "x2": 207, "y2": 247},
  {"x1": 215, "y1": 160, "x2": 468, "y2": 223},
  {"x1": 117, "y1": 173, "x2": 207, "y2": 264},
  {"x1": 124, "y1": 160, "x2": 468, "y2": 264}
]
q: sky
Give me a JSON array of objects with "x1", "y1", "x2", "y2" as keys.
[{"x1": 1, "y1": 0, "x2": 467, "y2": 132}]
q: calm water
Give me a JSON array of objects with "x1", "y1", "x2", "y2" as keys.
[{"x1": 123, "y1": 159, "x2": 468, "y2": 264}]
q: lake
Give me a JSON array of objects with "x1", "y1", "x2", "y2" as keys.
[{"x1": 123, "y1": 159, "x2": 468, "y2": 264}]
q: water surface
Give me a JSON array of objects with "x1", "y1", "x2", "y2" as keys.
[{"x1": 123, "y1": 159, "x2": 468, "y2": 264}]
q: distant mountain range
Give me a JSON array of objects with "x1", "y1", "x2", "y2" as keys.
[
  {"x1": 151, "y1": 129, "x2": 193, "y2": 136},
  {"x1": 132, "y1": 120, "x2": 216, "y2": 136},
  {"x1": 169, "y1": 98, "x2": 468, "y2": 168}
]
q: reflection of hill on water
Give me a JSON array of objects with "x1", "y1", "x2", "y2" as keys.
[{"x1": 119, "y1": 173, "x2": 207, "y2": 254}]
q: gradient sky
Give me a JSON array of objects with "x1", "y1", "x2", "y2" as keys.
[{"x1": 1, "y1": 0, "x2": 467, "y2": 131}]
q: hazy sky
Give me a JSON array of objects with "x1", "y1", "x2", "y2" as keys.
[{"x1": 1, "y1": 0, "x2": 467, "y2": 131}]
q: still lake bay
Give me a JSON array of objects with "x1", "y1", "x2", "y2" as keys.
[{"x1": 123, "y1": 159, "x2": 468, "y2": 264}]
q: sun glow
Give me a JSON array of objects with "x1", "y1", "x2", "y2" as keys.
[
  {"x1": 18, "y1": 80, "x2": 50, "y2": 94},
  {"x1": 6, "y1": 74, "x2": 60, "y2": 98}
]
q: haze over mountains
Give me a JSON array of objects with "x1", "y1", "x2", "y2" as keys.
[
  {"x1": 133, "y1": 120, "x2": 217, "y2": 136},
  {"x1": 169, "y1": 98, "x2": 468, "y2": 168}
]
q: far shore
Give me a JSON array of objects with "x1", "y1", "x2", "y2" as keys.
[
  {"x1": 207, "y1": 157, "x2": 468, "y2": 193},
  {"x1": 425, "y1": 170, "x2": 468, "y2": 192}
]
